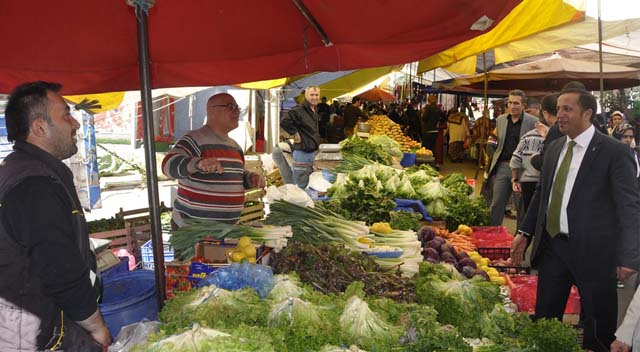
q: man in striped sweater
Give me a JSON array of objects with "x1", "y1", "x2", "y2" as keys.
[{"x1": 162, "y1": 93, "x2": 265, "y2": 227}]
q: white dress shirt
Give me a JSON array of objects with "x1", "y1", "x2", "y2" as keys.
[{"x1": 549, "y1": 125, "x2": 595, "y2": 234}]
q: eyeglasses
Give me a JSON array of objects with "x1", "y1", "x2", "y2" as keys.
[
  {"x1": 211, "y1": 103, "x2": 241, "y2": 112},
  {"x1": 622, "y1": 134, "x2": 635, "y2": 139}
]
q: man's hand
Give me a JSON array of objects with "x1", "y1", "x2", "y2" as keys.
[
  {"x1": 249, "y1": 173, "x2": 266, "y2": 189},
  {"x1": 293, "y1": 132, "x2": 301, "y2": 144},
  {"x1": 510, "y1": 234, "x2": 528, "y2": 266},
  {"x1": 535, "y1": 122, "x2": 549, "y2": 138},
  {"x1": 617, "y1": 266, "x2": 636, "y2": 281},
  {"x1": 512, "y1": 181, "x2": 522, "y2": 194},
  {"x1": 611, "y1": 339, "x2": 631, "y2": 352},
  {"x1": 90, "y1": 324, "x2": 112, "y2": 350},
  {"x1": 196, "y1": 157, "x2": 224, "y2": 174},
  {"x1": 76, "y1": 309, "x2": 111, "y2": 348}
]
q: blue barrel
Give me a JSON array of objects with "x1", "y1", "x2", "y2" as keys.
[
  {"x1": 99, "y1": 270, "x2": 158, "y2": 338},
  {"x1": 400, "y1": 152, "x2": 416, "y2": 167}
]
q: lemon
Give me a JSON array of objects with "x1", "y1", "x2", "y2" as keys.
[
  {"x1": 480, "y1": 258, "x2": 490, "y2": 266},
  {"x1": 494, "y1": 277, "x2": 506, "y2": 285},
  {"x1": 231, "y1": 251, "x2": 245, "y2": 262},
  {"x1": 247, "y1": 257, "x2": 257, "y2": 264},
  {"x1": 243, "y1": 245, "x2": 256, "y2": 258},
  {"x1": 238, "y1": 236, "x2": 252, "y2": 248},
  {"x1": 479, "y1": 265, "x2": 489, "y2": 272}
]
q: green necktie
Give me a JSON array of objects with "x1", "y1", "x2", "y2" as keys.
[{"x1": 546, "y1": 140, "x2": 576, "y2": 238}]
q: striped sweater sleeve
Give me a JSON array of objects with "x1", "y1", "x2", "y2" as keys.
[{"x1": 162, "y1": 134, "x2": 203, "y2": 179}]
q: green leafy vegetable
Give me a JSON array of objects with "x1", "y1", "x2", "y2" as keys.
[
  {"x1": 339, "y1": 295, "x2": 402, "y2": 349},
  {"x1": 415, "y1": 262, "x2": 502, "y2": 337},
  {"x1": 390, "y1": 211, "x2": 422, "y2": 231},
  {"x1": 340, "y1": 135, "x2": 393, "y2": 164},
  {"x1": 443, "y1": 193, "x2": 490, "y2": 231}
]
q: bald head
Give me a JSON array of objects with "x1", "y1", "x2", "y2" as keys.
[{"x1": 206, "y1": 93, "x2": 240, "y2": 135}]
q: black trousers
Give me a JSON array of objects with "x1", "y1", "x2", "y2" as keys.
[
  {"x1": 422, "y1": 132, "x2": 437, "y2": 151},
  {"x1": 516, "y1": 181, "x2": 537, "y2": 228},
  {"x1": 535, "y1": 235, "x2": 617, "y2": 352}
]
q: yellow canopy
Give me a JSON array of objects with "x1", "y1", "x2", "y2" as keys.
[
  {"x1": 311, "y1": 65, "x2": 402, "y2": 101},
  {"x1": 417, "y1": 0, "x2": 584, "y2": 74},
  {"x1": 493, "y1": 16, "x2": 640, "y2": 64},
  {"x1": 64, "y1": 92, "x2": 126, "y2": 113},
  {"x1": 237, "y1": 77, "x2": 290, "y2": 89}
]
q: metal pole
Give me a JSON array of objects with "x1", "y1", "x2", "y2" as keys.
[
  {"x1": 598, "y1": 0, "x2": 605, "y2": 109},
  {"x1": 483, "y1": 52, "x2": 489, "y2": 110},
  {"x1": 132, "y1": 1, "x2": 166, "y2": 308}
]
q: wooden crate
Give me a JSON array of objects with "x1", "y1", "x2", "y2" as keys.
[
  {"x1": 239, "y1": 202, "x2": 265, "y2": 224},
  {"x1": 266, "y1": 169, "x2": 283, "y2": 187}
]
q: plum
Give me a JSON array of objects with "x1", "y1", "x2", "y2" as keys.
[
  {"x1": 457, "y1": 257, "x2": 477, "y2": 269},
  {"x1": 426, "y1": 240, "x2": 442, "y2": 252},
  {"x1": 441, "y1": 251, "x2": 456, "y2": 262},
  {"x1": 440, "y1": 243, "x2": 454, "y2": 254},
  {"x1": 417, "y1": 226, "x2": 436, "y2": 242},
  {"x1": 423, "y1": 247, "x2": 440, "y2": 261}
]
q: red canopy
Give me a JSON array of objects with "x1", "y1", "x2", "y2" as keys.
[
  {"x1": 356, "y1": 87, "x2": 397, "y2": 102},
  {"x1": 0, "y1": 1, "x2": 521, "y2": 94}
]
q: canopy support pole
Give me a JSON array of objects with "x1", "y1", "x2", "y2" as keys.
[
  {"x1": 130, "y1": 0, "x2": 165, "y2": 308},
  {"x1": 291, "y1": 0, "x2": 333, "y2": 47},
  {"x1": 597, "y1": 0, "x2": 604, "y2": 110},
  {"x1": 482, "y1": 52, "x2": 488, "y2": 110}
]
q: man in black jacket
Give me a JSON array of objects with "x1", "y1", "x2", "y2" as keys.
[
  {"x1": 0, "y1": 81, "x2": 110, "y2": 351},
  {"x1": 280, "y1": 86, "x2": 321, "y2": 188}
]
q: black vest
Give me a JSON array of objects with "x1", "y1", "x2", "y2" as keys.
[{"x1": 0, "y1": 144, "x2": 99, "y2": 350}]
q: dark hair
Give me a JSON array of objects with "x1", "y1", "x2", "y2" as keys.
[
  {"x1": 351, "y1": 96, "x2": 361, "y2": 104},
  {"x1": 541, "y1": 93, "x2": 559, "y2": 116},
  {"x1": 560, "y1": 88, "x2": 598, "y2": 122},
  {"x1": 562, "y1": 81, "x2": 586, "y2": 91},
  {"x1": 508, "y1": 89, "x2": 527, "y2": 103},
  {"x1": 4, "y1": 81, "x2": 62, "y2": 142}
]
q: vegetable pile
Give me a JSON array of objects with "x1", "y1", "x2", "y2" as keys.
[
  {"x1": 339, "y1": 135, "x2": 393, "y2": 164},
  {"x1": 270, "y1": 242, "x2": 416, "y2": 302}
]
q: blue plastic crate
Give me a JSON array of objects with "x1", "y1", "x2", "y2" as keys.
[{"x1": 141, "y1": 240, "x2": 174, "y2": 270}]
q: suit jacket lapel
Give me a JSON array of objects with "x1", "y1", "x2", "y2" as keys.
[{"x1": 570, "y1": 131, "x2": 603, "y2": 202}]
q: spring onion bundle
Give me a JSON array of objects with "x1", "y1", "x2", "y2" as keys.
[
  {"x1": 170, "y1": 219, "x2": 293, "y2": 260},
  {"x1": 265, "y1": 200, "x2": 370, "y2": 251}
]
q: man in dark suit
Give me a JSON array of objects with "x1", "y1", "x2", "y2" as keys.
[{"x1": 511, "y1": 88, "x2": 640, "y2": 351}]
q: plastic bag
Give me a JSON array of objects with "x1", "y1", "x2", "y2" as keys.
[
  {"x1": 198, "y1": 262, "x2": 274, "y2": 298},
  {"x1": 266, "y1": 184, "x2": 314, "y2": 208},
  {"x1": 509, "y1": 275, "x2": 580, "y2": 315},
  {"x1": 108, "y1": 319, "x2": 161, "y2": 352},
  {"x1": 470, "y1": 226, "x2": 514, "y2": 248},
  {"x1": 307, "y1": 171, "x2": 333, "y2": 192}
]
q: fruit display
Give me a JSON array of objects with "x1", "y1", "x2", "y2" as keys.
[
  {"x1": 367, "y1": 115, "x2": 421, "y2": 152},
  {"x1": 415, "y1": 147, "x2": 433, "y2": 156},
  {"x1": 227, "y1": 236, "x2": 257, "y2": 264},
  {"x1": 468, "y1": 251, "x2": 506, "y2": 285}
]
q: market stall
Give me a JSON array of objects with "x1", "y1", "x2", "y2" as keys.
[{"x1": 92, "y1": 122, "x2": 584, "y2": 351}]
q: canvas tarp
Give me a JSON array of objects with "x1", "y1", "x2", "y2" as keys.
[{"x1": 417, "y1": 0, "x2": 583, "y2": 74}]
